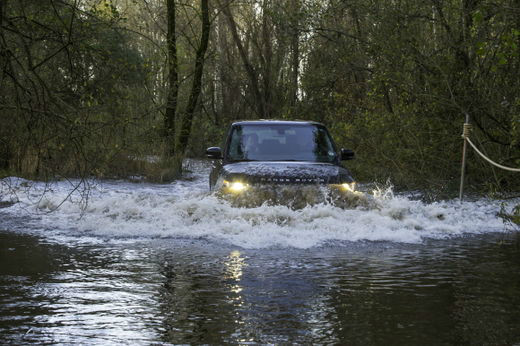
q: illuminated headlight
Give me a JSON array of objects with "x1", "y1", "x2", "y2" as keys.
[
  {"x1": 330, "y1": 182, "x2": 357, "y2": 192},
  {"x1": 341, "y1": 182, "x2": 356, "y2": 192},
  {"x1": 223, "y1": 180, "x2": 248, "y2": 193}
]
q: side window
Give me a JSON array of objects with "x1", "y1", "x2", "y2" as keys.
[
  {"x1": 228, "y1": 127, "x2": 244, "y2": 160},
  {"x1": 315, "y1": 128, "x2": 337, "y2": 160}
]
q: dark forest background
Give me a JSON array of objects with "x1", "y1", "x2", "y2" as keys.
[{"x1": 1, "y1": 0, "x2": 520, "y2": 194}]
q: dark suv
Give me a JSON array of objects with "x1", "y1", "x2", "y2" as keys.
[{"x1": 206, "y1": 120, "x2": 357, "y2": 207}]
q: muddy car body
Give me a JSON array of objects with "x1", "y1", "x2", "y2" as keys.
[{"x1": 206, "y1": 120, "x2": 358, "y2": 207}]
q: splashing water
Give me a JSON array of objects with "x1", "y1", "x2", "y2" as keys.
[{"x1": 0, "y1": 161, "x2": 513, "y2": 249}]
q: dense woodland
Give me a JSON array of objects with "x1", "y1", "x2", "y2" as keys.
[{"x1": 1, "y1": 0, "x2": 520, "y2": 194}]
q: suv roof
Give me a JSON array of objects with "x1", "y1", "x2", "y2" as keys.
[{"x1": 231, "y1": 120, "x2": 324, "y2": 127}]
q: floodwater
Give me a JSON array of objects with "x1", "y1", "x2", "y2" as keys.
[{"x1": 1, "y1": 161, "x2": 519, "y2": 344}]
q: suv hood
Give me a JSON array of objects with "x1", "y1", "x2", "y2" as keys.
[{"x1": 221, "y1": 161, "x2": 354, "y2": 184}]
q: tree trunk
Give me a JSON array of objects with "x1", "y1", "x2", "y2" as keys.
[
  {"x1": 164, "y1": 0, "x2": 178, "y2": 157},
  {"x1": 175, "y1": 0, "x2": 210, "y2": 155},
  {"x1": 289, "y1": 0, "x2": 299, "y2": 108},
  {"x1": 220, "y1": 0, "x2": 266, "y2": 117},
  {"x1": 261, "y1": 0, "x2": 273, "y2": 118},
  {"x1": 0, "y1": 0, "x2": 10, "y2": 170},
  {"x1": 0, "y1": 0, "x2": 7, "y2": 87}
]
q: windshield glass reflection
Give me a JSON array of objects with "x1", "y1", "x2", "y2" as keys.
[{"x1": 227, "y1": 125, "x2": 337, "y2": 163}]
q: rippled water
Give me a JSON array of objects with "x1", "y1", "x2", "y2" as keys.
[{"x1": 1, "y1": 160, "x2": 520, "y2": 344}]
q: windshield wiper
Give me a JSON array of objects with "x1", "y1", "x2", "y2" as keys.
[
  {"x1": 269, "y1": 159, "x2": 304, "y2": 162},
  {"x1": 230, "y1": 159, "x2": 259, "y2": 162}
]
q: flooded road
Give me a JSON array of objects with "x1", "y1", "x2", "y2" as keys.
[{"x1": 1, "y1": 161, "x2": 520, "y2": 344}]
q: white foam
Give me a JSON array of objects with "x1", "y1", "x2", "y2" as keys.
[{"x1": 0, "y1": 165, "x2": 513, "y2": 249}]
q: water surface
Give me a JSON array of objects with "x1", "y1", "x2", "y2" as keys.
[{"x1": 1, "y1": 161, "x2": 519, "y2": 344}]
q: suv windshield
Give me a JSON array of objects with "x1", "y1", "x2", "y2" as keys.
[{"x1": 227, "y1": 124, "x2": 337, "y2": 162}]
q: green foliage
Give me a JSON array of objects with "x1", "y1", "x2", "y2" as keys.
[
  {"x1": 296, "y1": 0, "x2": 520, "y2": 193},
  {"x1": 499, "y1": 203, "x2": 520, "y2": 228},
  {"x1": 0, "y1": 0, "x2": 159, "y2": 180},
  {"x1": 1, "y1": 0, "x2": 519, "y2": 193}
]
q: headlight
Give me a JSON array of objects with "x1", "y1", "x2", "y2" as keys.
[
  {"x1": 223, "y1": 180, "x2": 248, "y2": 193},
  {"x1": 341, "y1": 182, "x2": 356, "y2": 192},
  {"x1": 329, "y1": 182, "x2": 357, "y2": 192}
]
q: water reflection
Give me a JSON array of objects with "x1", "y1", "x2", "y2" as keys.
[
  {"x1": 224, "y1": 250, "x2": 255, "y2": 344},
  {"x1": 2, "y1": 232, "x2": 520, "y2": 344},
  {"x1": 0, "y1": 233, "x2": 162, "y2": 344},
  {"x1": 159, "y1": 250, "x2": 242, "y2": 344},
  {"x1": 225, "y1": 250, "x2": 245, "y2": 293}
]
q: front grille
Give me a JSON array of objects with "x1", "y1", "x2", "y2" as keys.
[
  {"x1": 217, "y1": 184, "x2": 367, "y2": 209},
  {"x1": 219, "y1": 184, "x2": 330, "y2": 208}
]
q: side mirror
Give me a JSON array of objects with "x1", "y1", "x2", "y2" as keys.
[
  {"x1": 206, "y1": 147, "x2": 222, "y2": 159},
  {"x1": 340, "y1": 148, "x2": 355, "y2": 160}
]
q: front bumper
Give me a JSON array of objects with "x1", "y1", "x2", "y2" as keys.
[{"x1": 216, "y1": 181, "x2": 366, "y2": 209}]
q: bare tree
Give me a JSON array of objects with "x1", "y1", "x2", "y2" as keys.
[
  {"x1": 175, "y1": 0, "x2": 210, "y2": 160},
  {"x1": 164, "y1": 0, "x2": 179, "y2": 157},
  {"x1": 220, "y1": 0, "x2": 266, "y2": 117}
]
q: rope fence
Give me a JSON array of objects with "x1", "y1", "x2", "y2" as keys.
[{"x1": 459, "y1": 121, "x2": 520, "y2": 201}]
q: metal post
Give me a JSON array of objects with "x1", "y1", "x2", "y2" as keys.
[{"x1": 459, "y1": 113, "x2": 470, "y2": 202}]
